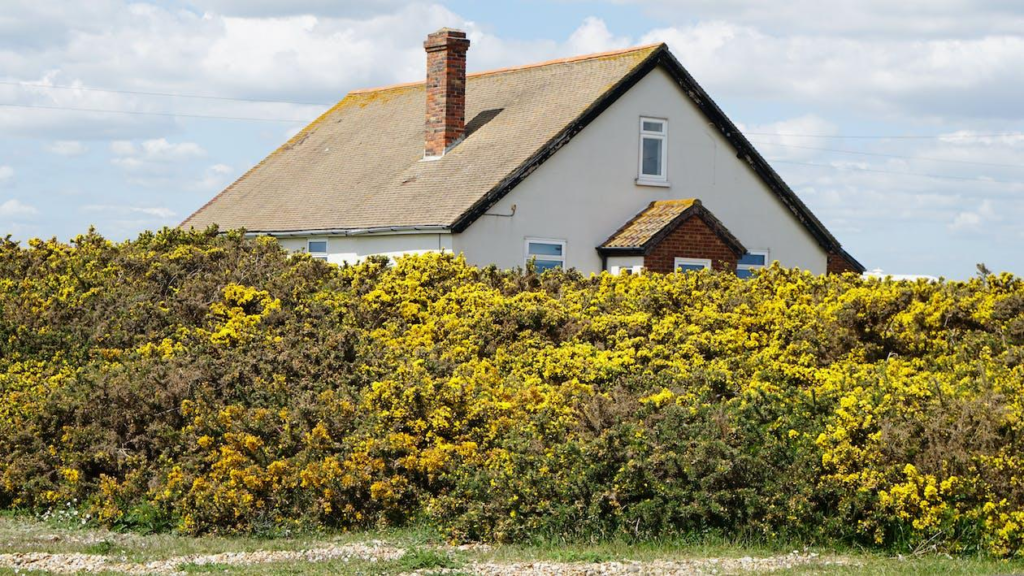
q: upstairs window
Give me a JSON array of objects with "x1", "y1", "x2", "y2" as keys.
[
  {"x1": 307, "y1": 239, "x2": 328, "y2": 261},
  {"x1": 737, "y1": 250, "x2": 769, "y2": 279},
  {"x1": 525, "y1": 238, "x2": 566, "y2": 272},
  {"x1": 638, "y1": 117, "x2": 668, "y2": 184}
]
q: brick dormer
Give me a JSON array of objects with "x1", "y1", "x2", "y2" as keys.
[{"x1": 598, "y1": 199, "x2": 747, "y2": 274}]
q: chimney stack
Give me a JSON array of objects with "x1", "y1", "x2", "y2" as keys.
[{"x1": 424, "y1": 28, "x2": 470, "y2": 158}]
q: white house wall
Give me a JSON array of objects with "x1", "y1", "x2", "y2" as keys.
[
  {"x1": 276, "y1": 233, "x2": 453, "y2": 265},
  {"x1": 452, "y1": 65, "x2": 829, "y2": 274}
]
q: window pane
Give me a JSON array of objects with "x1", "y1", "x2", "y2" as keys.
[
  {"x1": 642, "y1": 120, "x2": 664, "y2": 132},
  {"x1": 736, "y1": 268, "x2": 755, "y2": 279},
  {"x1": 738, "y1": 253, "x2": 766, "y2": 266},
  {"x1": 677, "y1": 263, "x2": 707, "y2": 272},
  {"x1": 641, "y1": 137, "x2": 662, "y2": 176},
  {"x1": 534, "y1": 259, "x2": 562, "y2": 272},
  {"x1": 528, "y1": 242, "x2": 563, "y2": 257},
  {"x1": 308, "y1": 240, "x2": 327, "y2": 253}
]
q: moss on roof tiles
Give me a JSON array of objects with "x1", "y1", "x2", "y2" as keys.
[
  {"x1": 601, "y1": 199, "x2": 698, "y2": 249},
  {"x1": 181, "y1": 44, "x2": 661, "y2": 233}
]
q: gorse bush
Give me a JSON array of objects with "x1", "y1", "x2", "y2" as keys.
[{"x1": 1, "y1": 228, "x2": 1023, "y2": 556}]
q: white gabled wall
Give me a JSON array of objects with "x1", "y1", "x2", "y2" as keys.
[
  {"x1": 277, "y1": 233, "x2": 453, "y2": 265},
  {"x1": 452, "y1": 65, "x2": 829, "y2": 274}
]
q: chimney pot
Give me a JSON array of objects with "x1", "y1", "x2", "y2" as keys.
[{"x1": 424, "y1": 28, "x2": 470, "y2": 158}]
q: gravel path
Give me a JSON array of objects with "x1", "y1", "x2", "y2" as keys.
[
  {"x1": 0, "y1": 543, "x2": 855, "y2": 575},
  {"x1": 0, "y1": 541, "x2": 405, "y2": 574},
  {"x1": 405, "y1": 552, "x2": 856, "y2": 575}
]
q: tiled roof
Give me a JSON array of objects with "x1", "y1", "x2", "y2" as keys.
[
  {"x1": 181, "y1": 45, "x2": 661, "y2": 233},
  {"x1": 600, "y1": 199, "x2": 697, "y2": 248},
  {"x1": 180, "y1": 42, "x2": 863, "y2": 272},
  {"x1": 599, "y1": 199, "x2": 746, "y2": 255}
]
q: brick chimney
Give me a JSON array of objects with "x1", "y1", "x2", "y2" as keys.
[{"x1": 424, "y1": 28, "x2": 470, "y2": 158}]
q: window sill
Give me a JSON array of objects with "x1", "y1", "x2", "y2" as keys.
[{"x1": 635, "y1": 178, "x2": 670, "y2": 188}]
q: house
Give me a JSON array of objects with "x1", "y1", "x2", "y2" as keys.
[{"x1": 182, "y1": 28, "x2": 863, "y2": 276}]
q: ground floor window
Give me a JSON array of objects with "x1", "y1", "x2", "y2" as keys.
[
  {"x1": 525, "y1": 238, "x2": 566, "y2": 272},
  {"x1": 610, "y1": 265, "x2": 643, "y2": 275},
  {"x1": 674, "y1": 257, "x2": 711, "y2": 272},
  {"x1": 307, "y1": 239, "x2": 328, "y2": 261},
  {"x1": 737, "y1": 250, "x2": 769, "y2": 279}
]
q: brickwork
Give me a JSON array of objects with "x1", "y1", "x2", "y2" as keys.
[
  {"x1": 424, "y1": 29, "x2": 471, "y2": 157},
  {"x1": 643, "y1": 215, "x2": 739, "y2": 273},
  {"x1": 827, "y1": 251, "x2": 861, "y2": 275}
]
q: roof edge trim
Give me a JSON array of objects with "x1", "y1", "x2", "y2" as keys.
[
  {"x1": 450, "y1": 44, "x2": 865, "y2": 273},
  {"x1": 451, "y1": 44, "x2": 665, "y2": 233},
  {"x1": 349, "y1": 44, "x2": 664, "y2": 95},
  {"x1": 652, "y1": 49, "x2": 864, "y2": 272},
  {"x1": 241, "y1": 225, "x2": 451, "y2": 237},
  {"x1": 597, "y1": 200, "x2": 747, "y2": 257}
]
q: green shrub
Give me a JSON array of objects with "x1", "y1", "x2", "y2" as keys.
[{"x1": 0, "y1": 227, "x2": 1023, "y2": 557}]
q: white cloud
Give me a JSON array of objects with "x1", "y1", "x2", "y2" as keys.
[
  {"x1": 949, "y1": 199, "x2": 1000, "y2": 232},
  {"x1": 187, "y1": 0, "x2": 419, "y2": 18},
  {"x1": 109, "y1": 140, "x2": 136, "y2": 156},
  {"x1": 565, "y1": 17, "x2": 632, "y2": 55},
  {"x1": 741, "y1": 115, "x2": 839, "y2": 161},
  {"x1": 46, "y1": 140, "x2": 88, "y2": 156},
  {"x1": 0, "y1": 165, "x2": 13, "y2": 186},
  {"x1": 949, "y1": 210, "x2": 982, "y2": 230},
  {"x1": 1, "y1": 1, "x2": 1022, "y2": 275},
  {"x1": 138, "y1": 139, "x2": 205, "y2": 160},
  {"x1": 938, "y1": 130, "x2": 1024, "y2": 147},
  {"x1": 133, "y1": 206, "x2": 176, "y2": 219},
  {"x1": 0, "y1": 4, "x2": 651, "y2": 145},
  {"x1": 106, "y1": 138, "x2": 208, "y2": 188},
  {"x1": 607, "y1": 0, "x2": 1024, "y2": 38},
  {"x1": 110, "y1": 138, "x2": 206, "y2": 174},
  {"x1": 82, "y1": 204, "x2": 176, "y2": 219},
  {"x1": 193, "y1": 163, "x2": 235, "y2": 191},
  {"x1": 110, "y1": 138, "x2": 205, "y2": 161},
  {"x1": 639, "y1": 21, "x2": 1024, "y2": 120},
  {"x1": 0, "y1": 199, "x2": 37, "y2": 216}
]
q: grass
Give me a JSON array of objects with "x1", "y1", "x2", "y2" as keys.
[{"x1": 1, "y1": 513, "x2": 1022, "y2": 575}]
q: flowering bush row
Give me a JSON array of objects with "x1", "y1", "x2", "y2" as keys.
[{"x1": 1, "y1": 228, "x2": 1023, "y2": 555}]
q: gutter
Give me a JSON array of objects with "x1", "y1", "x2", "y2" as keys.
[{"x1": 243, "y1": 225, "x2": 451, "y2": 238}]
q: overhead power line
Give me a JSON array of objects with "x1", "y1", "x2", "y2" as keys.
[
  {"x1": 751, "y1": 140, "x2": 1024, "y2": 169},
  {"x1": 769, "y1": 159, "x2": 1024, "y2": 185},
  {"x1": 0, "y1": 102, "x2": 312, "y2": 123},
  {"x1": 746, "y1": 131, "x2": 1024, "y2": 140},
  {"x1": 0, "y1": 80, "x2": 332, "y2": 107},
  {"x1": 2, "y1": 80, "x2": 1022, "y2": 141}
]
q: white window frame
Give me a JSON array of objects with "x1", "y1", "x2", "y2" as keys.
[
  {"x1": 524, "y1": 237, "x2": 567, "y2": 271},
  {"x1": 307, "y1": 238, "x2": 329, "y2": 261},
  {"x1": 637, "y1": 116, "x2": 669, "y2": 186},
  {"x1": 737, "y1": 249, "x2": 770, "y2": 279},
  {"x1": 674, "y1": 257, "x2": 711, "y2": 272},
  {"x1": 610, "y1": 265, "x2": 644, "y2": 276}
]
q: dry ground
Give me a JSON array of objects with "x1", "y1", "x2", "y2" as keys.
[{"x1": 0, "y1": 514, "x2": 1020, "y2": 575}]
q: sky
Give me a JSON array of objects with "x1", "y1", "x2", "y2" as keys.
[{"x1": 1, "y1": 1, "x2": 1023, "y2": 278}]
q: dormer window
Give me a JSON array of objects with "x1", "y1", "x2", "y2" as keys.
[{"x1": 637, "y1": 117, "x2": 668, "y2": 186}]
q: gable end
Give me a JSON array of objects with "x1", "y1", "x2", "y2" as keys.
[{"x1": 452, "y1": 45, "x2": 864, "y2": 273}]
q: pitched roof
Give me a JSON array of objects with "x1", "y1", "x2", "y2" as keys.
[
  {"x1": 181, "y1": 43, "x2": 863, "y2": 272},
  {"x1": 598, "y1": 199, "x2": 746, "y2": 256},
  {"x1": 181, "y1": 44, "x2": 660, "y2": 233}
]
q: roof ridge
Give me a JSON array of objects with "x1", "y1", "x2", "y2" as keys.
[
  {"x1": 652, "y1": 198, "x2": 698, "y2": 205},
  {"x1": 348, "y1": 43, "x2": 664, "y2": 95}
]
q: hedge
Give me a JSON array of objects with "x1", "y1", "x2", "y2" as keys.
[{"x1": 1, "y1": 228, "x2": 1023, "y2": 555}]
